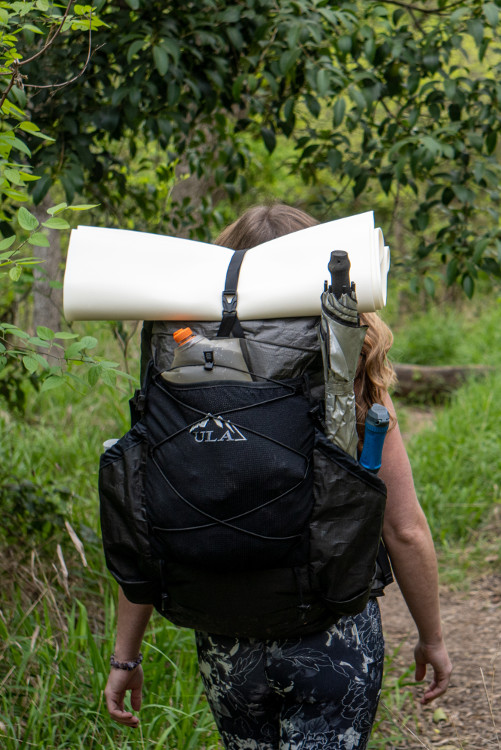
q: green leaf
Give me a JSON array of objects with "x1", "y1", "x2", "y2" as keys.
[
  {"x1": 101, "y1": 368, "x2": 117, "y2": 386},
  {"x1": 353, "y1": 172, "x2": 368, "y2": 197},
  {"x1": 462, "y1": 274, "x2": 474, "y2": 298},
  {"x1": 23, "y1": 355, "x2": 39, "y2": 373},
  {"x1": 443, "y1": 78, "x2": 456, "y2": 100},
  {"x1": 486, "y1": 130, "x2": 497, "y2": 154},
  {"x1": 227, "y1": 27, "x2": 243, "y2": 50},
  {"x1": 304, "y1": 94, "x2": 321, "y2": 118},
  {"x1": 17, "y1": 206, "x2": 39, "y2": 231},
  {"x1": 79, "y1": 335, "x2": 98, "y2": 350},
  {"x1": 316, "y1": 69, "x2": 330, "y2": 97},
  {"x1": 41, "y1": 375, "x2": 65, "y2": 392},
  {"x1": 9, "y1": 266, "x2": 22, "y2": 281},
  {"x1": 64, "y1": 342, "x2": 83, "y2": 359},
  {"x1": 446, "y1": 258, "x2": 459, "y2": 286},
  {"x1": 279, "y1": 49, "x2": 299, "y2": 75},
  {"x1": 127, "y1": 39, "x2": 145, "y2": 63},
  {"x1": 42, "y1": 217, "x2": 70, "y2": 230},
  {"x1": 54, "y1": 331, "x2": 79, "y2": 340},
  {"x1": 47, "y1": 202, "x2": 68, "y2": 215},
  {"x1": 11, "y1": 136, "x2": 31, "y2": 157},
  {"x1": 67, "y1": 204, "x2": 99, "y2": 211},
  {"x1": 28, "y1": 232, "x2": 50, "y2": 247},
  {"x1": 327, "y1": 149, "x2": 342, "y2": 172},
  {"x1": 484, "y1": 2, "x2": 499, "y2": 26},
  {"x1": 423, "y1": 276, "x2": 435, "y2": 297},
  {"x1": 87, "y1": 365, "x2": 101, "y2": 387},
  {"x1": 338, "y1": 35, "x2": 352, "y2": 53},
  {"x1": 36, "y1": 326, "x2": 55, "y2": 341},
  {"x1": 153, "y1": 45, "x2": 169, "y2": 76},
  {"x1": 421, "y1": 136, "x2": 441, "y2": 156},
  {"x1": 260, "y1": 127, "x2": 276, "y2": 154},
  {"x1": 333, "y1": 97, "x2": 346, "y2": 127},
  {"x1": 349, "y1": 87, "x2": 366, "y2": 110},
  {"x1": 4, "y1": 168, "x2": 25, "y2": 185},
  {"x1": 452, "y1": 184, "x2": 475, "y2": 203},
  {"x1": 0, "y1": 236, "x2": 16, "y2": 251},
  {"x1": 18, "y1": 121, "x2": 40, "y2": 134},
  {"x1": 28, "y1": 337, "x2": 50, "y2": 349},
  {"x1": 4, "y1": 189, "x2": 29, "y2": 202},
  {"x1": 467, "y1": 18, "x2": 484, "y2": 47}
]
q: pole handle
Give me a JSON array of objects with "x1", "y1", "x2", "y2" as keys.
[{"x1": 328, "y1": 250, "x2": 351, "y2": 299}]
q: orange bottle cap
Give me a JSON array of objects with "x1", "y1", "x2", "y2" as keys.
[{"x1": 173, "y1": 327, "x2": 194, "y2": 344}]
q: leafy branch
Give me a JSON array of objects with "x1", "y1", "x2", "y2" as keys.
[{"x1": 0, "y1": 0, "x2": 75, "y2": 108}]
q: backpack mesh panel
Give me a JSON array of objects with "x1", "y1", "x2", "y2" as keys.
[{"x1": 144, "y1": 376, "x2": 314, "y2": 571}]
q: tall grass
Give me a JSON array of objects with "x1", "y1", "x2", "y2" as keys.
[
  {"x1": 0, "y1": 547, "x2": 220, "y2": 750},
  {"x1": 407, "y1": 373, "x2": 501, "y2": 545},
  {"x1": 387, "y1": 293, "x2": 501, "y2": 367}
]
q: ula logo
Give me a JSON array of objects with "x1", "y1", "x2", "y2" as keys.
[{"x1": 189, "y1": 414, "x2": 247, "y2": 443}]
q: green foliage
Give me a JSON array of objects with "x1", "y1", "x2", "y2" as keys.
[
  {"x1": 0, "y1": 1, "x2": 103, "y2": 214},
  {"x1": 0, "y1": 1, "x2": 125, "y2": 397},
  {"x1": 0, "y1": 479, "x2": 70, "y2": 544},
  {"x1": 408, "y1": 373, "x2": 501, "y2": 544},
  {"x1": 389, "y1": 294, "x2": 501, "y2": 366},
  {"x1": 8, "y1": 0, "x2": 501, "y2": 295}
]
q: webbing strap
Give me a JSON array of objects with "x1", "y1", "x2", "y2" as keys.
[{"x1": 217, "y1": 249, "x2": 248, "y2": 338}]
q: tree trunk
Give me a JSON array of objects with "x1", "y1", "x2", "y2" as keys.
[
  {"x1": 31, "y1": 193, "x2": 63, "y2": 333},
  {"x1": 393, "y1": 363, "x2": 493, "y2": 398}
]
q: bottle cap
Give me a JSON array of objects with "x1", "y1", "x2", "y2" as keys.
[
  {"x1": 173, "y1": 327, "x2": 194, "y2": 345},
  {"x1": 366, "y1": 403, "x2": 390, "y2": 428}
]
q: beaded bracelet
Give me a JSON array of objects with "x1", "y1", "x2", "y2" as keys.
[{"x1": 110, "y1": 652, "x2": 143, "y2": 671}]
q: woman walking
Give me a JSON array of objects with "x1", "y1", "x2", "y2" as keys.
[{"x1": 104, "y1": 204, "x2": 452, "y2": 749}]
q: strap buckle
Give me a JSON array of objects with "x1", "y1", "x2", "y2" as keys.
[{"x1": 222, "y1": 291, "x2": 238, "y2": 316}]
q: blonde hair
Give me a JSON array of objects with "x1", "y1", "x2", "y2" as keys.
[
  {"x1": 215, "y1": 203, "x2": 396, "y2": 440},
  {"x1": 356, "y1": 312, "x2": 396, "y2": 442}
]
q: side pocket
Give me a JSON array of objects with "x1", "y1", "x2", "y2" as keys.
[
  {"x1": 310, "y1": 431, "x2": 387, "y2": 617},
  {"x1": 99, "y1": 424, "x2": 160, "y2": 604}
]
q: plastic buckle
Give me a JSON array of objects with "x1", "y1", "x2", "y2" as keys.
[
  {"x1": 203, "y1": 351, "x2": 214, "y2": 370},
  {"x1": 222, "y1": 291, "x2": 238, "y2": 315}
]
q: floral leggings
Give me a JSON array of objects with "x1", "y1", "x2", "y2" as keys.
[{"x1": 195, "y1": 598, "x2": 384, "y2": 750}]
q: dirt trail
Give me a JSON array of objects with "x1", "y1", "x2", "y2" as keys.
[{"x1": 379, "y1": 575, "x2": 501, "y2": 749}]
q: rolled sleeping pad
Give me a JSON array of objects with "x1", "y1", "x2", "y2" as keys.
[{"x1": 63, "y1": 211, "x2": 390, "y2": 321}]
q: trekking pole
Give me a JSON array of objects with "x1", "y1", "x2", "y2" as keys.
[
  {"x1": 359, "y1": 404, "x2": 390, "y2": 473},
  {"x1": 328, "y1": 250, "x2": 351, "y2": 299}
]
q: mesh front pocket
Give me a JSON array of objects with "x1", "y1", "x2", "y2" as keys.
[{"x1": 144, "y1": 376, "x2": 315, "y2": 570}]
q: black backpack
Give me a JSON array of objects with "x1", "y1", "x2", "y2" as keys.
[{"x1": 99, "y1": 254, "x2": 392, "y2": 639}]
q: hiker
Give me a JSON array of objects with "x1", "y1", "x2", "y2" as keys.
[{"x1": 104, "y1": 204, "x2": 452, "y2": 749}]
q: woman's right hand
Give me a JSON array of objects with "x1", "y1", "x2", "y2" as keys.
[
  {"x1": 104, "y1": 665, "x2": 144, "y2": 727},
  {"x1": 414, "y1": 638, "x2": 452, "y2": 704}
]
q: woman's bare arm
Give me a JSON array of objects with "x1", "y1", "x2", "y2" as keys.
[
  {"x1": 378, "y1": 395, "x2": 452, "y2": 703},
  {"x1": 104, "y1": 589, "x2": 154, "y2": 727}
]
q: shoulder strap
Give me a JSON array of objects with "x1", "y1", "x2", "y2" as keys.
[{"x1": 217, "y1": 249, "x2": 248, "y2": 338}]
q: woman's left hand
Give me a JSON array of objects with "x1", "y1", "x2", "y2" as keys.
[
  {"x1": 104, "y1": 665, "x2": 144, "y2": 727},
  {"x1": 414, "y1": 638, "x2": 453, "y2": 704}
]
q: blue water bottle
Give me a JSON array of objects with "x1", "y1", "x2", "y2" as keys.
[{"x1": 359, "y1": 404, "x2": 390, "y2": 473}]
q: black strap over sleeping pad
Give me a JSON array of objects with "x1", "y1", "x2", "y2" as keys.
[{"x1": 217, "y1": 249, "x2": 248, "y2": 338}]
